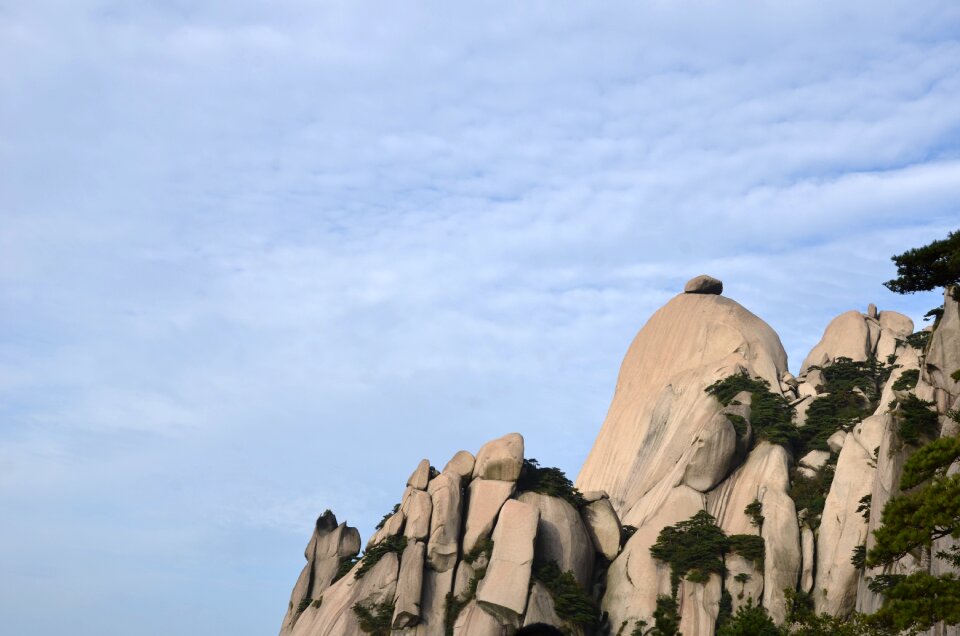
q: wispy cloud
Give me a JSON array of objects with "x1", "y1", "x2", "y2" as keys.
[{"x1": 1, "y1": 2, "x2": 959, "y2": 635}]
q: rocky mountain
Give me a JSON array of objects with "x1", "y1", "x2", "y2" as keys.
[{"x1": 277, "y1": 275, "x2": 960, "y2": 636}]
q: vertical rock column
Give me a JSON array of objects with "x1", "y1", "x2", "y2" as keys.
[{"x1": 476, "y1": 499, "x2": 540, "y2": 628}]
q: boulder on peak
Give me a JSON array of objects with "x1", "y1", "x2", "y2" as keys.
[{"x1": 684, "y1": 274, "x2": 723, "y2": 294}]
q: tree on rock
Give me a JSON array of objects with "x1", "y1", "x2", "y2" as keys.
[
  {"x1": 884, "y1": 229, "x2": 960, "y2": 294},
  {"x1": 866, "y1": 434, "x2": 960, "y2": 632}
]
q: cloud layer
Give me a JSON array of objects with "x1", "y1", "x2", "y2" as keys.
[{"x1": 1, "y1": 2, "x2": 959, "y2": 634}]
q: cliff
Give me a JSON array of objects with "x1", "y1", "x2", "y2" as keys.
[{"x1": 277, "y1": 276, "x2": 960, "y2": 636}]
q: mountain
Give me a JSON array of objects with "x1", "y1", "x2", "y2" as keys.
[{"x1": 276, "y1": 276, "x2": 960, "y2": 636}]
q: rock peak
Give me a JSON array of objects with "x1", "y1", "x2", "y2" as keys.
[{"x1": 684, "y1": 274, "x2": 723, "y2": 294}]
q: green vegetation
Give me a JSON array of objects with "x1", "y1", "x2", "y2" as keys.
[
  {"x1": 952, "y1": 368, "x2": 960, "y2": 383},
  {"x1": 355, "y1": 535, "x2": 406, "y2": 580},
  {"x1": 866, "y1": 429, "x2": 960, "y2": 632},
  {"x1": 296, "y1": 598, "x2": 312, "y2": 615},
  {"x1": 857, "y1": 494, "x2": 872, "y2": 522},
  {"x1": 783, "y1": 589, "x2": 895, "y2": 635},
  {"x1": 789, "y1": 462, "x2": 836, "y2": 524},
  {"x1": 533, "y1": 562, "x2": 601, "y2": 633},
  {"x1": 745, "y1": 499, "x2": 764, "y2": 529},
  {"x1": 891, "y1": 394, "x2": 939, "y2": 447},
  {"x1": 891, "y1": 369, "x2": 919, "y2": 392},
  {"x1": 717, "y1": 589, "x2": 733, "y2": 630},
  {"x1": 517, "y1": 458, "x2": 587, "y2": 508},
  {"x1": 374, "y1": 503, "x2": 400, "y2": 531},
  {"x1": 351, "y1": 598, "x2": 395, "y2": 635},
  {"x1": 726, "y1": 413, "x2": 748, "y2": 437},
  {"x1": 311, "y1": 597, "x2": 323, "y2": 608},
  {"x1": 733, "y1": 573, "x2": 752, "y2": 599},
  {"x1": 649, "y1": 509, "x2": 768, "y2": 634},
  {"x1": 650, "y1": 595, "x2": 680, "y2": 635},
  {"x1": 717, "y1": 598, "x2": 779, "y2": 636},
  {"x1": 905, "y1": 330, "x2": 932, "y2": 351},
  {"x1": 800, "y1": 358, "x2": 891, "y2": 454},
  {"x1": 706, "y1": 374, "x2": 798, "y2": 452},
  {"x1": 650, "y1": 510, "x2": 728, "y2": 591},
  {"x1": 443, "y1": 538, "x2": 494, "y2": 636},
  {"x1": 883, "y1": 229, "x2": 960, "y2": 295},
  {"x1": 332, "y1": 555, "x2": 360, "y2": 582},
  {"x1": 851, "y1": 544, "x2": 866, "y2": 570},
  {"x1": 462, "y1": 537, "x2": 493, "y2": 565},
  {"x1": 621, "y1": 525, "x2": 638, "y2": 543},
  {"x1": 727, "y1": 534, "x2": 765, "y2": 567}
]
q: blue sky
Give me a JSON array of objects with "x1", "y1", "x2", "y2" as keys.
[{"x1": 1, "y1": 2, "x2": 959, "y2": 634}]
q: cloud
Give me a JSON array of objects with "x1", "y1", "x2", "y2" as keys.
[{"x1": 1, "y1": 2, "x2": 959, "y2": 635}]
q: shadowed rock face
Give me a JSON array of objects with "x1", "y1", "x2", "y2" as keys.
[
  {"x1": 279, "y1": 283, "x2": 960, "y2": 636},
  {"x1": 684, "y1": 274, "x2": 724, "y2": 294}
]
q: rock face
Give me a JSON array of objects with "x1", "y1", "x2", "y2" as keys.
[
  {"x1": 925, "y1": 287, "x2": 960, "y2": 406},
  {"x1": 426, "y1": 472, "x2": 462, "y2": 572},
  {"x1": 473, "y1": 433, "x2": 524, "y2": 481},
  {"x1": 476, "y1": 499, "x2": 540, "y2": 626},
  {"x1": 289, "y1": 551, "x2": 399, "y2": 636},
  {"x1": 814, "y1": 416, "x2": 885, "y2": 616},
  {"x1": 708, "y1": 442, "x2": 799, "y2": 624},
  {"x1": 392, "y1": 540, "x2": 426, "y2": 628},
  {"x1": 800, "y1": 310, "x2": 872, "y2": 373},
  {"x1": 581, "y1": 497, "x2": 621, "y2": 561},
  {"x1": 577, "y1": 288, "x2": 788, "y2": 520},
  {"x1": 517, "y1": 491, "x2": 594, "y2": 589},
  {"x1": 280, "y1": 434, "x2": 617, "y2": 636},
  {"x1": 279, "y1": 288, "x2": 960, "y2": 636},
  {"x1": 280, "y1": 511, "x2": 361, "y2": 636},
  {"x1": 463, "y1": 479, "x2": 514, "y2": 554}
]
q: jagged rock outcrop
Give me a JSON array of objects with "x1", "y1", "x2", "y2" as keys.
[
  {"x1": 279, "y1": 281, "x2": 960, "y2": 636},
  {"x1": 289, "y1": 551, "x2": 398, "y2": 636},
  {"x1": 924, "y1": 287, "x2": 960, "y2": 408},
  {"x1": 463, "y1": 479, "x2": 514, "y2": 554},
  {"x1": 800, "y1": 306, "x2": 913, "y2": 374},
  {"x1": 709, "y1": 442, "x2": 799, "y2": 624},
  {"x1": 280, "y1": 511, "x2": 361, "y2": 636},
  {"x1": 473, "y1": 433, "x2": 524, "y2": 481},
  {"x1": 393, "y1": 540, "x2": 426, "y2": 628},
  {"x1": 280, "y1": 434, "x2": 617, "y2": 636},
  {"x1": 476, "y1": 499, "x2": 540, "y2": 626},
  {"x1": 426, "y1": 471, "x2": 462, "y2": 572},
  {"x1": 517, "y1": 491, "x2": 594, "y2": 589},
  {"x1": 581, "y1": 496, "x2": 621, "y2": 561},
  {"x1": 814, "y1": 414, "x2": 887, "y2": 616}
]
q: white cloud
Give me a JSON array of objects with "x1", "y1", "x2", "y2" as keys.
[{"x1": 1, "y1": 2, "x2": 959, "y2": 634}]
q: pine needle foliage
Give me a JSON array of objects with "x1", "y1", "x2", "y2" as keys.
[
  {"x1": 891, "y1": 394, "x2": 939, "y2": 447},
  {"x1": 905, "y1": 330, "x2": 932, "y2": 351},
  {"x1": 355, "y1": 535, "x2": 406, "y2": 580},
  {"x1": 883, "y1": 229, "x2": 960, "y2": 294},
  {"x1": 717, "y1": 598, "x2": 779, "y2": 636},
  {"x1": 789, "y1": 462, "x2": 836, "y2": 523},
  {"x1": 705, "y1": 374, "x2": 798, "y2": 452},
  {"x1": 745, "y1": 500, "x2": 764, "y2": 528},
  {"x1": 517, "y1": 458, "x2": 587, "y2": 508},
  {"x1": 727, "y1": 534, "x2": 765, "y2": 567},
  {"x1": 891, "y1": 369, "x2": 919, "y2": 392},
  {"x1": 650, "y1": 510, "x2": 728, "y2": 592},
  {"x1": 332, "y1": 555, "x2": 360, "y2": 583},
  {"x1": 374, "y1": 503, "x2": 400, "y2": 531},
  {"x1": 351, "y1": 598, "x2": 395, "y2": 636},
  {"x1": 534, "y1": 562, "x2": 601, "y2": 633},
  {"x1": 800, "y1": 358, "x2": 891, "y2": 454}
]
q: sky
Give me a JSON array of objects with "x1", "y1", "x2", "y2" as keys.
[{"x1": 1, "y1": 1, "x2": 959, "y2": 634}]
